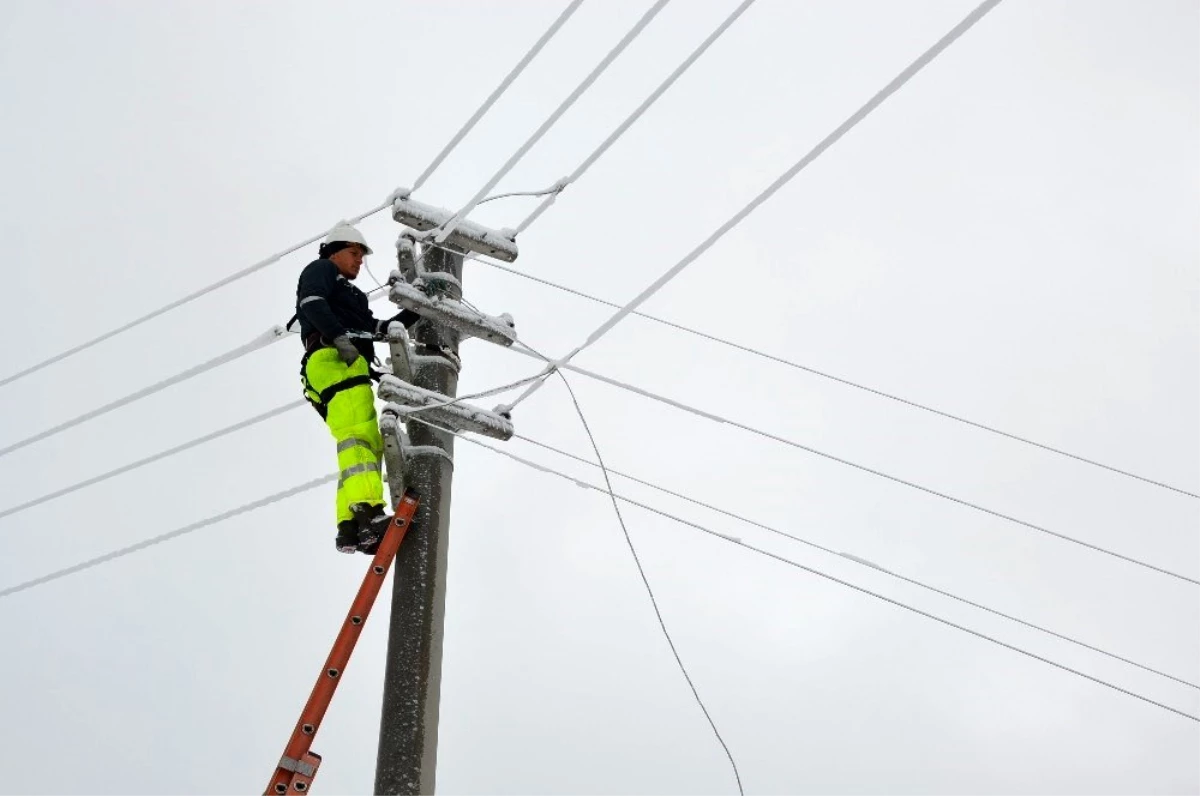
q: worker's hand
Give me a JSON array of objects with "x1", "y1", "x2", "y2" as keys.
[{"x1": 332, "y1": 334, "x2": 361, "y2": 366}]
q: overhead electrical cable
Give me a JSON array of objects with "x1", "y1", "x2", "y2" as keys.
[
  {"x1": 0, "y1": 474, "x2": 334, "y2": 599},
  {"x1": 377, "y1": 0, "x2": 752, "y2": 294},
  {"x1": 0, "y1": 399, "x2": 306, "y2": 522},
  {"x1": 0, "y1": 366, "x2": 547, "y2": 522},
  {"x1": 6, "y1": 425, "x2": 1194, "y2": 723},
  {"x1": 383, "y1": 0, "x2": 761, "y2": 296},
  {"x1": 446, "y1": 431, "x2": 1200, "y2": 724},
  {"x1": 409, "y1": 0, "x2": 587, "y2": 193},
  {"x1": 478, "y1": 258, "x2": 1198, "y2": 500},
  {"x1": 0, "y1": 326, "x2": 290, "y2": 460},
  {"x1": 503, "y1": 0, "x2": 1007, "y2": 412},
  {"x1": 394, "y1": 0, "x2": 673, "y2": 284},
  {"x1": 0, "y1": 0, "x2": 581, "y2": 391},
  {"x1": 6, "y1": 359, "x2": 1189, "y2": 692},
  {"x1": 423, "y1": 0, "x2": 671, "y2": 250},
  {"x1": 512, "y1": 432, "x2": 1200, "y2": 689},
  {"x1": 512, "y1": 0, "x2": 758, "y2": 235},
  {"x1": 506, "y1": 345, "x2": 1199, "y2": 586}
]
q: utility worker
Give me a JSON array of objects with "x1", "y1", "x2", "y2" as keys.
[{"x1": 295, "y1": 222, "x2": 418, "y2": 554}]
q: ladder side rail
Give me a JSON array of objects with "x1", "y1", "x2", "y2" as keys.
[{"x1": 265, "y1": 491, "x2": 421, "y2": 796}]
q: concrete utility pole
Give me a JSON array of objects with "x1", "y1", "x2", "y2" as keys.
[{"x1": 375, "y1": 243, "x2": 463, "y2": 795}]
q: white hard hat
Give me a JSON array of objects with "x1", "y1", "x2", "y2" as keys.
[{"x1": 324, "y1": 221, "x2": 373, "y2": 255}]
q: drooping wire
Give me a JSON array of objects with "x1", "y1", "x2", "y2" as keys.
[
  {"x1": 503, "y1": 0, "x2": 1007, "y2": 412},
  {"x1": 533, "y1": 341, "x2": 745, "y2": 793},
  {"x1": 505, "y1": 345, "x2": 1199, "y2": 586}
]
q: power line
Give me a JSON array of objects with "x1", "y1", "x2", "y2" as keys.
[
  {"x1": 0, "y1": 361, "x2": 546, "y2": 522},
  {"x1": 429, "y1": 0, "x2": 672, "y2": 248},
  {"x1": 5, "y1": 421, "x2": 1194, "y2": 723},
  {"x1": 504, "y1": 0, "x2": 1007, "y2": 412},
  {"x1": 512, "y1": 0, "x2": 759, "y2": 236},
  {"x1": 0, "y1": 207, "x2": 384, "y2": 392},
  {"x1": 0, "y1": 2, "x2": 578, "y2": 392},
  {"x1": 378, "y1": 0, "x2": 757, "y2": 306},
  {"x1": 511, "y1": 432, "x2": 1200, "y2": 689},
  {"x1": 0, "y1": 474, "x2": 334, "y2": 599},
  {"x1": 410, "y1": 0, "x2": 586, "y2": 193},
  {"x1": 378, "y1": 0, "x2": 673, "y2": 294},
  {"x1": 506, "y1": 345, "x2": 1199, "y2": 586},
  {"x1": 479, "y1": 258, "x2": 1199, "y2": 500},
  {"x1": 0, "y1": 326, "x2": 289, "y2": 461},
  {"x1": 449, "y1": 432, "x2": 1200, "y2": 724},
  {"x1": 0, "y1": 400, "x2": 306, "y2": 522},
  {"x1": 550, "y1": 368, "x2": 744, "y2": 794},
  {"x1": 7, "y1": 348, "x2": 1190, "y2": 694}
]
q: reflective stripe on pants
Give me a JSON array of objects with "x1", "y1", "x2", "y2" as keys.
[{"x1": 302, "y1": 347, "x2": 384, "y2": 524}]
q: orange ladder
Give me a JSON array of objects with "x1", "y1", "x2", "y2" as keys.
[{"x1": 265, "y1": 490, "x2": 421, "y2": 795}]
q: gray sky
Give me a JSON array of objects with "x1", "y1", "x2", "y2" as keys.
[{"x1": 0, "y1": 0, "x2": 1197, "y2": 793}]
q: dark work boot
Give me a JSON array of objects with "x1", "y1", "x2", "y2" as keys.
[
  {"x1": 351, "y1": 503, "x2": 391, "y2": 555},
  {"x1": 335, "y1": 520, "x2": 360, "y2": 554}
]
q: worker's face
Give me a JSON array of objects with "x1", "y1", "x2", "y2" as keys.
[{"x1": 330, "y1": 245, "x2": 367, "y2": 279}]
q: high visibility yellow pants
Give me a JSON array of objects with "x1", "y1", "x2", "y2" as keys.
[{"x1": 302, "y1": 347, "x2": 385, "y2": 525}]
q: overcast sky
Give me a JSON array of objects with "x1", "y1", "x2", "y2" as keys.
[{"x1": 0, "y1": 0, "x2": 1197, "y2": 794}]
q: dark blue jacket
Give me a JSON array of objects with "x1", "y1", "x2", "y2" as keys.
[{"x1": 295, "y1": 259, "x2": 416, "y2": 358}]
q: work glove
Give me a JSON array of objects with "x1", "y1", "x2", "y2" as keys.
[
  {"x1": 373, "y1": 310, "x2": 420, "y2": 340},
  {"x1": 332, "y1": 334, "x2": 361, "y2": 366}
]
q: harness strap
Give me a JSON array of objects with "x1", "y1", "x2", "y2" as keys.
[{"x1": 319, "y1": 375, "x2": 373, "y2": 406}]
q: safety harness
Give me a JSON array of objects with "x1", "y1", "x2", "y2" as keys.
[{"x1": 298, "y1": 330, "x2": 378, "y2": 420}]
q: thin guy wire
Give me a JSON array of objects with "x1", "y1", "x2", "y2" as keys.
[
  {"x1": 410, "y1": 0, "x2": 586, "y2": 192},
  {"x1": 550, "y1": 362, "x2": 744, "y2": 793},
  {"x1": 481, "y1": 258, "x2": 1199, "y2": 500},
  {"x1": 0, "y1": 400, "x2": 307, "y2": 522},
  {"x1": 507, "y1": 344, "x2": 1199, "y2": 586},
  {"x1": 448, "y1": 432, "x2": 1200, "y2": 724},
  {"x1": 0, "y1": 474, "x2": 334, "y2": 599},
  {"x1": 512, "y1": 432, "x2": 1200, "y2": 689},
  {"x1": 504, "y1": 0, "x2": 1007, "y2": 412},
  {"x1": 0, "y1": 326, "x2": 290, "y2": 460}
]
